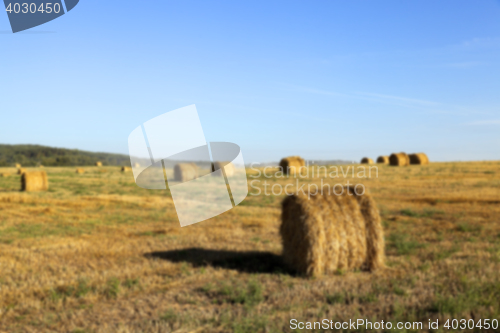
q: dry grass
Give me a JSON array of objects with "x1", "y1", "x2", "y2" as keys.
[{"x1": 0, "y1": 162, "x2": 499, "y2": 332}]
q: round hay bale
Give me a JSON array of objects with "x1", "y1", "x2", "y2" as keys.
[
  {"x1": 360, "y1": 157, "x2": 374, "y2": 164},
  {"x1": 389, "y1": 152, "x2": 409, "y2": 166},
  {"x1": 21, "y1": 171, "x2": 49, "y2": 192},
  {"x1": 121, "y1": 166, "x2": 132, "y2": 172},
  {"x1": 95, "y1": 161, "x2": 103, "y2": 167},
  {"x1": 17, "y1": 168, "x2": 26, "y2": 175},
  {"x1": 280, "y1": 186, "x2": 385, "y2": 277},
  {"x1": 212, "y1": 161, "x2": 235, "y2": 177},
  {"x1": 409, "y1": 153, "x2": 429, "y2": 165},
  {"x1": 1, "y1": 173, "x2": 11, "y2": 177},
  {"x1": 279, "y1": 156, "x2": 305, "y2": 175},
  {"x1": 376, "y1": 156, "x2": 389, "y2": 164},
  {"x1": 76, "y1": 168, "x2": 85, "y2": 174},
  {"x1": 134, "y1": 163, "x2": 141, "y2": 168},
  {"x1": 15, "y1": 163, "x2": 21, "y2": 168},
  {"x1": 174, "y1": 163, "x2": 198, "y2": 182}
]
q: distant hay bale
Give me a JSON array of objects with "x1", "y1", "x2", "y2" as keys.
[
  {"x1": 134, "y1": 163, "x2": 141, "y2": 168},
  {"x1": 212, "y1": 161, "x2": 235, "y2": 177},
  {"x1": 17, "y1": 168, "x2": 26, "y2": 175},
  {"x1": 360, "y1": 157, "x2": 374, "y2": 164},
  {"x1": 280, "y1": 186, "x2": 385, "y2": 277},
  {"x1": 279, "y1": 156, "x2": 305, "y2": 175},
  {"x1": 389, "y1": 152, "x2": 410, "y2": 166},
  {"x1": 1, "y1": 173, "x2": 10, "y2": 177},
  {"x1": 15, "y1": 163, "x2": 21, "y2": 168},
  {"x1": 95, "y1": 161, "x2": 103, "y2": 167},
  {"x1": 121, "y1": 166, "x2": 132, "y2": 172},
  {"x1": 409, "y1": 153, "x2": 429, "y2": 165},
  {"x1": 21, "y1": 171, "x2": 49, "y2": 192},
  {"x1": 174, "y1": 163, "x2": 198, "y2": 182},
  {"x1": 76, "y1": 168, "x2": 85, "y2": 174},
  {"x1": 376, "y1": 156, "x2": 389, "y2": 164}
]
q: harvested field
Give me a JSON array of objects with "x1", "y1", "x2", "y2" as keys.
[{"x1": 0, "y1": 162, "x2": 500, "y2": 332}]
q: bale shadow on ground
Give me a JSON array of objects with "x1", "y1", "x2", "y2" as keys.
[{"x1": 145, "y1": 248, "x2": 296, "y2": 275}]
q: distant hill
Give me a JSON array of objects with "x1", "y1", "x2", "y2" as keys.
[
  {"x1": 0, "y1": 144, "x2": 132, "y2": 167},
  {"x1": 0, "y1": 144, "x2": 356, "y2": 168}
]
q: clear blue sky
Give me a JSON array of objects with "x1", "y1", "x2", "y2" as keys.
[{"x1": 1, "y1": 1, "x2": 500, "y2": 162}]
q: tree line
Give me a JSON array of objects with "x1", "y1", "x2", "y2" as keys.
[{"x1": 0, "y1": 144, "x2": 131, "y2": 167}]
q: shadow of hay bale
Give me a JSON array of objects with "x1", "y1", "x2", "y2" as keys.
[{"x1": 145, "y1": 248, "x2": 295, "y2": 275}]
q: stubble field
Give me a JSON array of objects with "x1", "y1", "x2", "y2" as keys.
[{"x1": 1, "y1": 161, "x2": 500, "y2": 332}]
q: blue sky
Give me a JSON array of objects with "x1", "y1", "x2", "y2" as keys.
[{"x1": 1, "y1": 0, "x2": 499, "y2": 162}]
